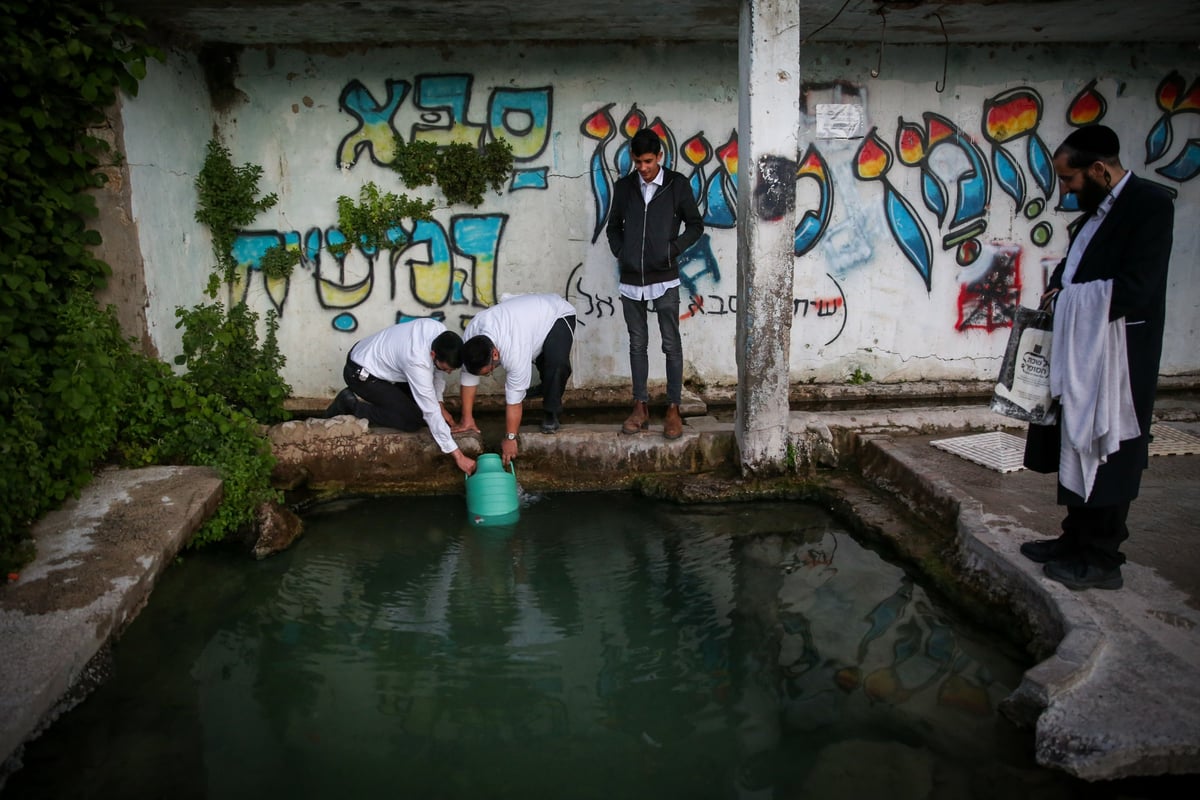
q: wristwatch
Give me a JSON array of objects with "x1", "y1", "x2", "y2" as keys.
[{"x1": 505, "y1": 432, "x2": 517, "y2": 440}]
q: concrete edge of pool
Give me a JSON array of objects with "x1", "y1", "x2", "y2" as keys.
[{"x1": 2, "y1": 403, "x2": 1199, "y2": 785}]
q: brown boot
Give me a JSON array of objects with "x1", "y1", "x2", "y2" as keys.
[
  {"x1": 621, "y1": 401, "x2": 649, "y2": 435},
  {"x1": 663, "y1": 403, "x2": 683, "y2": 440}
]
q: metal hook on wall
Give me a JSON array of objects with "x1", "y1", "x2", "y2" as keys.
[
  {"x1": 870, "y1": 10, "x2": 887, "y2": 78},
  {"x1": 933, "y1": 12, "x2": 948, "y2": 92}
]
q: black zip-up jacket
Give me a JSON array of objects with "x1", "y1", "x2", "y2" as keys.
[{"x1": 606, "y1": 167, "x2": 704, "y2": 287}]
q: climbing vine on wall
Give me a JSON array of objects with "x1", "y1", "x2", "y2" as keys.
[
  {"x1": 195, "y1": 138, "x2": 280, "y2": 287},
  {"x1": 0, "y1": 1, "x2": 161, "y2": 571},
  {"x1": 0, "y1": 3, "x2": 281, "y2": 573},
  {"x1": 391, "y1": 136, "x2": 515, "y2": 207},
  {"x1": 332, "y1": 181, "x2": 434, "y2": 256},
  {"x1": 325, "y1": 138, "x2": 514, "y2": 258},
  {"x1": 187, "y1": 137, "x2": 294, "y2": 423}
]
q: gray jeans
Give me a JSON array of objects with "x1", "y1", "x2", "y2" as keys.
[{"x1": 621, "y1": 286, "x2": 683, "y2": 405}]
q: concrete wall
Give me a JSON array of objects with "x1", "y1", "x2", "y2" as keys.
[
  {"x1": 119, "y1": 48, "x2": 216, "y2": 355},
  {"x1": 116, "y1": 40, "x2": 1199, "y2": 400},
  {"x1": 795, "y1": 42, "x2": 1200, "y2": 385}
]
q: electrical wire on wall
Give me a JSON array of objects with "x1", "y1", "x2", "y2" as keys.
[
  {"x1": 932, "y1": 12, "x2": 948, "y2": 92},
  {"x1": 801, "y1": 0, "x2": 854, "y2": 45},
  {"x1": 870, "y1": 8, "x2": 887, "y2": 78},
  {"x1": 801, "y1": 1, "x2": 951, "y2": 93}
]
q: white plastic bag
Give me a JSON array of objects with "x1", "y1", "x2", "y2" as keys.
[{"x1": 991, "y1": 305, "x2": 1058, "y2": 424}]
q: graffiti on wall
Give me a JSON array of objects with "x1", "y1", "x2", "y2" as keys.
[
  {"x1": 788, "y1": 71, "x2": 1199, "y2": 334},
  {"x1": 1145, "y1": 71, "x2": 1200, "y2": 182},
  {"x1": 574, "y1": 105, "x2": 849, "y2": 342},
  {"x1": 566, "y1": 261, "x2": 849, "y2": 345},
  {"x1": 580, "y1": 103, "x2": 739, "y2": 244},
  {"x1": 224, "y1": 70, "x2": 1197, "y2": 344},
  {"x1": 793, "y1": 144, "x2": 835, "y2": 257},
  {"x1": 338, "y1": 74, "x2": 553, "y2": 191},
  {"x1": 225, "y1": 74, "x2": 554, "y2": 332},
  {"x1": 231, "y1": 211, "x2": 508, "y2": 333},
  {"x1": 955, "y1": 244, "x2": 1021, "y2": 333}
]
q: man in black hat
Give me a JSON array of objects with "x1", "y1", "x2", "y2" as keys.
[{"x1": 1020, "y1": 124, "x2": 1176, "y2": 590}]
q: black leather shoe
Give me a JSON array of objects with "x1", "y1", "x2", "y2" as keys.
[
  {"x1": 324, "y1": 388, "x2": 359, "y2": 418},
  {"x1": 540, "y1": 411, "x2": 559, "y2": 433},
  {"x1": 1043, "y1": 558, "x2": 1123, "y2": 591},
  {"x1": 1019, "y1": 537, "x2": 1079, "y2": 564}
]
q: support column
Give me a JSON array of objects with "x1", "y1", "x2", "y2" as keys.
[{"x1": 736, "y1": 0, "x2": 800, "y2": 474}]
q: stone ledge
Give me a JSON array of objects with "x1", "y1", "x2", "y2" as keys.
[{"x1": 0, "y1": 466, "x2": 222, "y2": 771}]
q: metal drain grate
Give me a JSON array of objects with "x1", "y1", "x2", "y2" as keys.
[
  {"x1": 930, "y1": 431, "x2": 1028, "y2": 473},
  {"x1": 931, "y1": 424, "x2": 1200, "y2": 473}
]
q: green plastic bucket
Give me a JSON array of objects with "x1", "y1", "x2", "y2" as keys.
[{"x1": 465, "y1": 453, "x2": 520, "y2": 527}]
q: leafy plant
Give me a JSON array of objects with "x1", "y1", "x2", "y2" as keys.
[
  {"x1": 114, "y1": 347, "x2": 281, "y2": 547},
  {"x1": 259, "y1": 244, "x2": 301, "y2": 281},
  {"x1": 432, "y1": 139, "x2": 514, "y2": 206},
  {"x1": 390, "y1": 135, "x2": 514, "y2": 207},
  {"x1": 390, "y1": 137, "x2": 438, "y2": 188},
  {"x1": 0, "y1": 1, "x2": 161, "y2": 572},
  {"x1": 188, "y1": 137, "x2": 292, "y2": 425},
  {"x1": 194, "y1": 138, "x2": 280, "y2": 287},
  {"x1": 0, "y1": 3, "x2": 289, "y2": 573},
  {"x1": 332, "y1": 182, "x2": 434, "y2": 257},
  {"x1": 848, "y1": 367, "x2": 874, "y2": 385},
  {"x1": 174, "y1": 300, "x2": 292, "y2": 424}
]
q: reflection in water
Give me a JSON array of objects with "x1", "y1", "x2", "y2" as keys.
[{"x1": 11, "y1": 494, "x2": 1084, "y2": 799}]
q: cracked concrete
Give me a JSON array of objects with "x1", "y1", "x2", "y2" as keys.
[{"x1": 2, "y1": 397, "x2": 1199, "y2": 784}]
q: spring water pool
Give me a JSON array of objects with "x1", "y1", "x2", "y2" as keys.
[{"x1": 8, "y1": 492, "x2": 1089, "y2": 798}]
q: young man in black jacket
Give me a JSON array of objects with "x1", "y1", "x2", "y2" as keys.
[{"x1": 605, "y1": 128, "x2": 704, "y2": 439}]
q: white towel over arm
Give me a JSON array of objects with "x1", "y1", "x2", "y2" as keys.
[{"x1": 1050, "y1": 279, "x2": 1141, "y2": 500}]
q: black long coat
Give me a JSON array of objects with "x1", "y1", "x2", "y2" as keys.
[{"x1": 1025, "y1": 174, "x2": 1175, "y2": 506}]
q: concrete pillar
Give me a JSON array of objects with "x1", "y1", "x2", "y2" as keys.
[{"x1": 736, "y1": 0, "x2": 800, "y2": 474}]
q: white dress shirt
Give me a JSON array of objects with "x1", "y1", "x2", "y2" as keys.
[
  {"x1": 349, "y1": 318, "x2": 457, "y2": 453},
  {"x1": 459, "y1": 293, "x2": 576, "y2": 405}
]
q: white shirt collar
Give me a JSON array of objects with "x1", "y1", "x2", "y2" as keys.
[
  {"x1": 1096, "y1": 170, "x2": 1132, "y2": 218},
  {"x1": 640, "y1": 165, "x2": 664, "y2": 190}
]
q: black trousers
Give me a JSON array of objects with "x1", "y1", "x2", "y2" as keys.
[
  {"x1": 534, "y1": 315, "x2": 576, "y2": 414},
  {"x1": 342, "y1": 355, "x2": 423, "y2": 431},
  {"x1": 1060, "y1": 503, "x2": 1130, "y2": 570}
]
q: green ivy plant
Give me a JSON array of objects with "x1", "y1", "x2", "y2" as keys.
[
  {"x1": 320, "y1": 138, "x2": 513, "y2": 261},
  {"x1": 114, "y1": 337, "x2": 281, "y2": 547},
  {"x1": 0, "y1": 1, "x2": 293, "y2": 573},
  {"x1": 391, "y1": 135, "x2": 514, "y2": 207},
  {"x1": 173, "y1": 299, "x2": 291, "y2": 424},
  {"x1": 389, "y1": 137, "x2": 439, "y2": 189},
  {"x1": 194, "y1": 138, "x2": 282, "y2": 286},
  {"x1": 435, "y1": 140, "x2": 515, "y2": 206},
  {"x1": 259, "y1": 242, "x2": 301, "y2": 281},
  {"x1": 331, "y1": 181, "x2": 434, "y2": 257},
  {"x1": 848, "y1": 367, "x2": 874, "y2": 385},
  {"x1": 326, "y1": 137, "x2": 515, "y2": 260},
  {"x1": 186, "y1": 137, "x2": 294, "y2": 424},
  {"x1": 0, "y1": 1, "x2": 163, "y2": 573}
]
